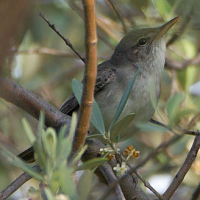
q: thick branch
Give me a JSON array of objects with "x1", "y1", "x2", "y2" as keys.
[
  {"x1": 72, "y1": 0, "x2": 97, "y2": 153},
  {"x1": 163, "y1": 132, "x2": 200, "y2": 199},
  {"x1": 0, "y1": 77, "x2": 70, "y2": 128}
]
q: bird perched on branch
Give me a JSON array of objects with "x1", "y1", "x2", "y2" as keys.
[{"x1": 19, "y1": 17, "x2": 180, "y2": 162}]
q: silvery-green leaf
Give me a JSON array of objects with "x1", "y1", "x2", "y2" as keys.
[
  {"x1": 75, "y1": 157, "x2": 108, "y2": 171},
  {"x1": 166, "y1": 93, "x2": 185, "y2": 125},
  {"x1": 42, "y1": 127, "x2": 57, "y2": 163},
  {"x1": 72, "y1": 78, "x2": 105, "y2": 135},
  {"x1": 110, "y1": 113, "x2": 135, "y2": 142},
  {"x1": 77, "y1": 170, "x2": 93, "y2": 200},
  {"x1": 1, "y1": 146, "x2": 44, "y2": 182},
  {"x1": 108, "y1": 68, "x2": 141, "y2": 133},
  {"x1": 37, "y1": 111, "x2": 45, "y2": 137},
  {"x1": 22, "y1": 118, "x2": 36, "y2": 145}
]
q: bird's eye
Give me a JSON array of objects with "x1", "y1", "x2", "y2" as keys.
[{"x1": 138, "y1": 38, "x2": 147, "y2": 46}]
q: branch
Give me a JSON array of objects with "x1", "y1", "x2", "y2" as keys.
[
  {"x1": 99, "y1": 163, "x2": 126, "y2": 200},
  {"x1": 163, "y1": 131, "x2": 200, "y2": 199},
  {"x1": 150, "y1": 119, "x2": 196, "y2": 136},
  {"x1": 165, "y1": 53, "x2": 200, "y2": 70},
  {"x1": 72, "y1": 0, "x2": 97, "y2": 153},
  {"x1": 38, "y1": 12, "x2": 85, "y2": 63},
  {"x1": 0, "y1": 165, "x2": 41, "y2": 200},
  {"x1": 104, "y1": 0, "x2": 127, "y2": 34},
  {"x1": 0, "y1": 78, "x2": 71, "y2": 128}
]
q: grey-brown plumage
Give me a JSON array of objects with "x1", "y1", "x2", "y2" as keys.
[
  {"x1": 60, "y1": 17, "x2": 179, "y2": 141},
  {"x1": 19, "y1": 17, "x2": 179, "y2": 162}
]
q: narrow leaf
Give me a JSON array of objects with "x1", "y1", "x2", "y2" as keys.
[
  {"x1": 1, "y1": 146, "x2": 44, "y2": 181},
  {"x1": 72, "y1": 78, "x2": 105, "y2": 135},
  {"x1": 108, "y1": 68, "x2": 141, "y2": 133},
  {"x1": 75, "y1": 157, "x2": 108, "y2": 171},
  {"x1": 22, "y1": 118, "x2": 36, "y2": 145},
  {"x1": 166, "y1": 93, "x2": 185, "y2": 125},
  {"x1": 77, "y1": 170, "x2": 93, "y2": 200},
  {"x1": 110, "y1": 113, "x2": 135, "y2": 142}
]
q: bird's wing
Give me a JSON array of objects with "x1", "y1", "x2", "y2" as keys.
[{"x1": 59, "y1": 61, "x2": 116, "y2": 115}]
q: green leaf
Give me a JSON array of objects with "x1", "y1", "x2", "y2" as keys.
[
  {"x1": 77, "y1": 170, "x2": 93, "y2": 200},
  {"x1": 42, "y1": 127, "x2": 57, "y2": 163},
  {"x1": 110, "y1": 113, "x2": 135, "y2": 142},
  {"x1": 22, "y1": 118, "x2": 36, "y2": 145},
  {"x1": 75, "y1": 157, "x2": 108, "y2": 171},
  {"x1": 34, "y1": 131, "x2": 47, "y2": 169},
  {"x1": 72, "y1": 78, "x2": 105, "y2": 135},
  {"x1": 108, "y1": 68, "x2": 141, "y2": 133},
  {"x1": 136, "y1": 122, "x2": 167, "y2": 133},
  {"x1": 44, "y1": 188, "x2": 55, "y2": 200},
  {"x1": 69, "y1": 145, "x2": 88, "y2": 167},
  {"x1": 1, "y1": 146, "x2": 44, "y2": 182},
  {"x1": 55, "y1": 167, "x2": 78, "y2": 200},
  {"x1": 37, "y1": 111, "x2": 45, "y2": 137},
  {"x1": 166, "y1": 93, "x2": 185, "y2": 125},
  {"x1": 86, "y1": 134, "x2": 104, "y2": 139}
]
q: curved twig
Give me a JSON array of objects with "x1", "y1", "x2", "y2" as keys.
[
  {"x1": 163, "y1": 131, "x2": 200, "y2": 199},
  {"x1": 39, "y1": 12, "x2": 85, "y2": 63}
]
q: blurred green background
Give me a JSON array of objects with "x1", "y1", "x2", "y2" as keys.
[{"x1": 0, "y1": 0, "x2": 200, "y2": 199}]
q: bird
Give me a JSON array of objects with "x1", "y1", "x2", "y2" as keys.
[{"x1": 19, "y1": 16, "x2": 180, "y2": 162}]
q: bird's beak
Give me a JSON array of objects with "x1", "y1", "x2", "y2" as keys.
[{"x1": 154, "y1": 16, "x2": 180, "y2": 40}]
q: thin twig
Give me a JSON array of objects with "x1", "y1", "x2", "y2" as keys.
[
  {"x1": 135, "y1": 135, "x2": 183, "y2": 170},
  {"x1": 163, "y1": 131, "x2": 200, "y2": 200},
  {"x1": 190, "y1": 182, "x2": 200, "y2": 200},
  {"x1": 72, "y1": 0, "x2": 97, "y2": 153},
  {"x1": 165, "y1": 53, "x2": 200, "y2": 70},
  {"x1": 38, "y1": 12, "x2": 85, "y2": 63},
  {"x1": 0, "y1": 165, "x2": 41, "y2": 200},
  {"x1": 13, "y1": 48, "x2": 107, "y2": 60},
  {"x1": 150, "y1": 119, "x2": 196, "y2": 136},
  {"x1": 104, "y1": 0, "x2": 127, "y2": 34}
]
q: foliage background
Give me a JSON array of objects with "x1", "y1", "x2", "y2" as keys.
[{"x1": 0, "y1": 0, "x2": 200, "y2": 199}]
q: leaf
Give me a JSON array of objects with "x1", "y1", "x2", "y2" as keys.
[
  {"x1": 69, "y1": 145, "x2": 88, "y2": 167},
  {"x1": 1, "y1": 146, "x2": 44, "y2": 182},
  {"x1": 37, "y1": 111, "x2": 45, "y2": 137},
  {"x1": 166, "y1": 93, "x2": 185, "y2": 125},
  {"x1": 108, "y1": 68, "x2": 141, "y2": 133},
  {"x1": 34, "y1": 131, "x2": 47, "y2": 169},
  {"x1": 42, "y1": 127, "x2": 57, "y2": 163},
  {"x1": 77, "y1": 170, "x2": 93, "y2": 200},
  {"x1": 75, "y1": 157, "x2": 108, "y2": 171},
  {"x1": 86, "y1": 134, "x2": 104, "y2": 139},
  {"x1": 22, "y1": 118, "x2": 36, "y2": 145},
  {"x1": 110, "y1": 113, "x2": 135, "y2": 142},
  {"x1": 55, "y1": 167, "x2": 78, "y2": 200},
  {"x1": 136, "y1": 122, "x2": 168, "y2": 133},
  {"x1": 72, "y1": 79, "x2": 105, "y2": 135}
]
